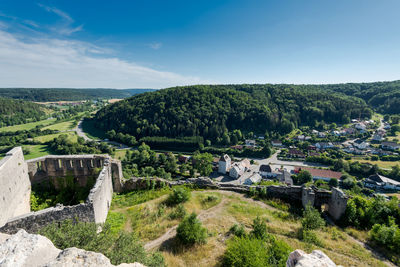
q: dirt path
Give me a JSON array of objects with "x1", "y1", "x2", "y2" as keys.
[
  {"x1": 347, "y1": 235, "x2": 396, "y2": 267},
  {"x1": 144, "y1": 190, "x2": 276, "y2": 251}
]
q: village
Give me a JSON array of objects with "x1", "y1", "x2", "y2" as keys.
[{"x1": 207, "y1": 117, "x2": 400, "y2": 193}]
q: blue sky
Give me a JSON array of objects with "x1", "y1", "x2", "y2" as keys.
[{"x1": 0, "y1": 0, "x2": 399, "y2": 88}]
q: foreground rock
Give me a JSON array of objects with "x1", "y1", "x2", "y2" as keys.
[
  {"x1": 286, "y1": 249, "x2": 341, "y2": 267},
  {"x1": 0, "y1": 230, "x2": 145, "y2": 267}
]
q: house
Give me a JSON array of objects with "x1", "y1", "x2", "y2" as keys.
[
  {"x1": 259, "y1": 164, "x2": 274, "y2": 177},
  {"x1": 277, "y1": 170, "x2": 293, "y2": 185},
  {"x1": 245, "y1": 139, "x2": 256, "y2": 147},
  {"x1": 308, "y1": 151, "x2": 320, "y2": 157},
  {"x1": 294, "y1": 167, "x2": 342, "y2": 181},
  {"x1": 384, "y1": 123, "x2": 391, "y2": 130},
  {"x1": 229, "y1": 159, "x2": 251, "y2": 179},
  {"x1": 364, "y1": 174, "x2": 400, "y2": 190},
  {"x1": 315, "y1": 142, "x2": 333, "y2": 150},
  {"x1": 381, "y1": 141, "x2": 400, "y2": 151},
  {"x1": 355, "y1": 122, "x2": 367, "y2": 131},
  {"x1": 244, "y1": 173, "x2": 262, "y2": 185},
  {"x1": 296, "y1": 135, "x2": 305, "y2": 141},
  {"x1": 271, "y1": 140, "x2": 283, "y2": 147},
  {"x1": 343, "y1": 128, "x2": 356, "y2": 135},
  {"x1": 317, "y1": 132, "x2": 327, "y2": 138},
  {"x1": 218, "y1": 154, "x2": 231, "y2": 174},
  {"x1": 372, "y1": 132, "x2": 385, "y2": 142},
  {"x1": 353, "y1": 141, "x2": 369, "y2": 150},
  {"x1": 288, "y1": 149, "x2": 305, "y2": 158}
]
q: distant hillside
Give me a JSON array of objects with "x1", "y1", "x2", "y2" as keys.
[
  {"x1": 315, "y1": 80, "x2": 400, "y2": 114},
  {"x1": 0, "y1": 88, "x2": 156, "y2": 102},
  {"x1": 0, "y1": 98, "x2": 47, "y2": 127},
  {"x1": 94, "y1": 84, "x2": 372, "y2": 141}
]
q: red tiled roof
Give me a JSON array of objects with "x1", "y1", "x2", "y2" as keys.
[{"x1": 294, "y1": 167, "x2": 342, "y2": 179}]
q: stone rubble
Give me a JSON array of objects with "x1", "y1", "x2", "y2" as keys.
[
  {"x1": 0, "y1": 230, "x2": 145, "y2": 267},
  {"x1": 286, "y1": 249, "x2": 342, "y2": 267}
]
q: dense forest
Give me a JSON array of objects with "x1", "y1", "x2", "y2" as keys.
[
  {"x1": 0, "y1": 88, "x2": 155, "y2": 101},
  {"x1": 94, "y1": 84, "x2": 371, "y2": 142},
  {"x1": 0, "y1": 98, "x2": 47, "y2": 127},
  {"x1": 310, "y1": 80, "x2": 400, "y2": 114}
]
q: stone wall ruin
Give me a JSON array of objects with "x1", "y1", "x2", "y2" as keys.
[{"x1": 0, "y1": 148, "x2": 123, "y2": 234}]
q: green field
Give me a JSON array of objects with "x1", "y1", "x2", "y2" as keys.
[
  {"x1": 0, "y1": 118, "x2": 57, "y2": 132},
  {"x1": 22, "y1": 144, "x2": 52, "y2": 160},
  {"x1": 42, "y1": 120, "x2": 77, "y2": 131},
  {"x1": 355, "y1": 159, "x2": 398, "y2": 169},
  {"x1": 33, "y1": 132, "x2": 78, "y2": 143}
]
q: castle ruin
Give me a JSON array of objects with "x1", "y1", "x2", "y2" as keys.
[{"x1": 0, "y1": 147, "x2": 123, "y2": 234}]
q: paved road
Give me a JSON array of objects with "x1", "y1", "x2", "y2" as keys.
[
  {"x1": 254, "y1": 150, "x2": 329, "y2": 168},
  {"x1": 74, "y1": 120, "x2": 92, "y2": 142},
  {"x1": 74, "y1": 120, "x2": 130, "y2": 149}
]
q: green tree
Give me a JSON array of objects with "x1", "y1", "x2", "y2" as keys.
[
  {"x1": 301, "y1": 204, "x2": 325, "y2": 230},
  {"x1": 193, "y1": 152, "x2": 213, "y2": 176},
  {"x1": 176, "y1": 212, "x2": 207, "y2": 245}
]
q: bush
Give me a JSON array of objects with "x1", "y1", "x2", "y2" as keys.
[
  {"x1": 39, "y1": 220, "x2": 164, "y2": 267},
  {"x1": 176, "y1": 212, "x2": 207, "y2": 245},
  {"x1": 328, "y1": 178, "x2": 338, "y2": 187},
  {"x1": 369, "y1": 217, "x2": 400, "y2": 253},
  {"x1": 298, "y1": 228, "x2": 323, "y2": 247},
  {"x1": 250, "y1": 216, "x2": 271, "y2": 241},
  {"x1": 223, "y1": 236, "x2": 291, "y2": 267},
  {"x1": 168, "y1": 204, "x2": 187, "y2": 220},
  {"x1": 301, "y1": 205, "x2": 325, "y2": 230},
  {"x1": 166, "y1": 187, "x2": 191, "y2": 206},
  {"x1": 229, "y1": 224, "x2": 246, "y2": 237}
]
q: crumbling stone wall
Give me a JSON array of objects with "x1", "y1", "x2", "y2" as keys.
[
  {"x1": 0, "y1": 147, "x2": 31, "y2": 228},
  {"x1": 122, "y1": 177, "x2": 348, "y2": 221},
  {"x1": 0, "y1": 151, "x2": 123, "y2": 234}
]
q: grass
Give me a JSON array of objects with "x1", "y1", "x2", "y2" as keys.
[
  {"x1": 356, "y1": 159, "x2": 398, "y2": 169},
  {"x1": 114, "y1": 149, "x2": 128, "y2": 160},
  {"x1": 0, "y1": 118, "x2": 57, "y2": 132},
  {"x1": 42, "y1": 120, "x2": 77, "y2": 131},
  {"x1": 106, "y1": 189, "x2": 388, "y2": 267},
  {"x1": 81, "y1": 119, "x2": 106, "y2": 140},
  {"x1": 22, "y1": 144, "x2": 52, "y2": 160},
  {"x1": 33, "y1": 132, "x2": 78, "y2": 143}
]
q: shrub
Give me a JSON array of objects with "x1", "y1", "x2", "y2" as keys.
[
  {"x1": 168, "y1": 204, "x2": 187, "y2": 220},
  {"x1": 251, "y1": 217, "x2": 271, "y2": 241},
  {"x1": 229, "y1": 224, "x2": 246, "y2": 237},
  {"x1": 299, "y1": 228, "x2": 323, "y2": 247},
  {"x1": 39, "y1": 220, "x2": 164, "y2": 267},
  {"x1": 166, "y1": 187, "x2": 191, "y2": 206},
  {"x1": 328, "y1": 178, "x2": 338, "y2": 187},
  {"x1": 176, "y1": 212, "x2": 207, "y2": 245},
  {"x1": 301, "y1": 205, "x2": 325, "y2": 230},
  {"x1": 369, "y1": 217, "x2": 400, "y2": 253},
  {"x1": 223, "y1": 236, "x2": 291, "y2": 267}
]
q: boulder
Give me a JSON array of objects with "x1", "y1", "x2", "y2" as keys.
[
  {"x1": 286, "y1": 249, "x2": 341, "y2": 267},
  {"x1": 0, "y1": 230, "x2": 145, "y2": 267}
]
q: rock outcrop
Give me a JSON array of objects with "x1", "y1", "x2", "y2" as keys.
[
  {"x1": 0, "y1": 230, "x2": 145, "y2": 267},
  {"x1": 286, "y1": 249, "x2": 341, "y2": 267}
]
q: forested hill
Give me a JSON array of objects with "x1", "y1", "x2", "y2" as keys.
[
  {"x1": 315, "y1": 80, "x2": 400, "y2": 114},
  {"x1": 94, "y1": 84, "x2": 372, "y2": 141},
  {"x1": 0, "y1": 88, "x2": 156, "y2": 101},
  {"x1": 0, "y1": 98, "x2": 47, "y2": 127}
]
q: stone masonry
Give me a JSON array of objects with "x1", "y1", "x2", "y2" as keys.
[
  {"x1": 0, "y1": 147, "x2": 31, "y2": 228},
  {"x1": 0, "y1": 148, "x2": 123, "y2": 234}
]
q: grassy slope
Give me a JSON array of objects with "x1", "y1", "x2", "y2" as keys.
[
  {"x1": 42, "y1": 120, "x2": 77, "y2": 131},
  {"x1": 0, "y1": 118, "x2": 57, "y2": 132},
  {"x1": 22, "y1": 144, "x2": 52, "y2": 160},
  {"x1": 106, "y1": 189, "x2": 387, "y2": 267},
  {"x1": 33, "y1": 131, "x2": 78, "y2": 143}
]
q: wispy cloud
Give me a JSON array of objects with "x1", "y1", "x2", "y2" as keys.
[
  {"x1": 149, "y1": 42, "x2": 162, "y2": 50},
  {"x1": 0, "y1": 30, "x2": 204, "y2": 88},
  {"x1": 37, "y1": 3, "x2": 83, "y2": 35}
]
